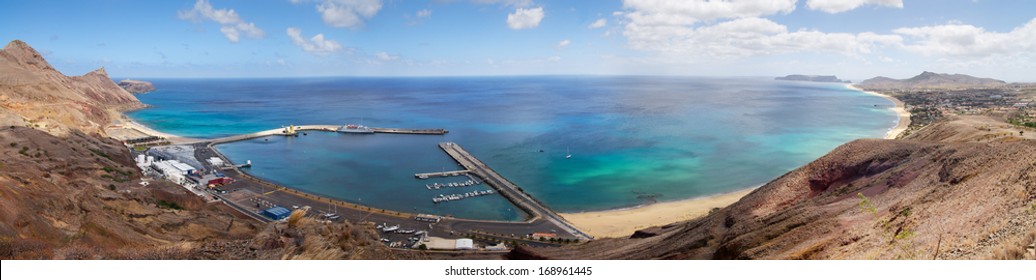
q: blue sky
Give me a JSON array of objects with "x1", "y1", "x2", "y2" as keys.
[{"x1": 1, "y1": 0, "x2": 1034, "y2": 81}]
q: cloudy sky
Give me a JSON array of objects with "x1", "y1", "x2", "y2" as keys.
[{"x1": 2, "y1": 0, "x2": 1034, "y2": 81}]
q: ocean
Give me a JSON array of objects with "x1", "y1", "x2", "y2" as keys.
[{"x1": 127, "y1": 76, "x2": 897, "y2": 220}]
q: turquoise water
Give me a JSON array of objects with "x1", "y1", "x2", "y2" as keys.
[{"x1": 127, "y1": 76, "x2": 896, "y2": 220}]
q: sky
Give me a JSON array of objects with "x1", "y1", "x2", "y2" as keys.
[{"x1": 1, "y1": 0, "x2": 1034, "y2": 81}]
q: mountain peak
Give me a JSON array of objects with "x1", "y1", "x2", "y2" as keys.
[
  {"x1": 1, "y1": 39, "x2": 56, "y2": 72},
  {"x1": 88, "y1": 67, "x2": 109, "y2": 77}
]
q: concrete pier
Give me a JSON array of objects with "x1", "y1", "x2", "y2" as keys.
[
  {"x1": 189, "y1": 124, "x2": 448, "y2": 146},
  {"x1": 415, "y1": 170, "x2": 471, "y2": 179},
  {"x1": 371, "y1": 128, "x2": 448, "y2": 135},
  {"x1": 437, "y1": 142, "x2": 592, "y2": 240}
]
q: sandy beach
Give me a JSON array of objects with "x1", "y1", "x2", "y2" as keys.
[
  {"x1": 560, "y1": 187, "x2": 757, "y2": 238},
  {"x1": 111, "y1": 115, "x2": 200, "y2": 144},
  {"x1": 847, "y1": 84, "x2": 911, "y2": 139}
]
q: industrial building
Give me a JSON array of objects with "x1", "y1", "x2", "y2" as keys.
[
  {"x1": 149, "y1": 159, "x2": 197, "y2": 185},
  {"x1": 205, "y1": 157, "x2": 225, "y2": 167},
  {"x1": 261, "y1": 207, "x2": 292, "y2": 220}
]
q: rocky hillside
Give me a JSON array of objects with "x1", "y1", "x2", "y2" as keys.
[
  {"x1": 0, "y1": 40, "x2": 143, "y2": 136},
  {"x1": 0, "y1": 127, "x2": 261, "y2": 259},
  {"x1": 521, "y1": 117, "x2": 1035, "y2": 260},
  {"x1": 858, "y1": 71, "x2": 1007, "y2": 90}
]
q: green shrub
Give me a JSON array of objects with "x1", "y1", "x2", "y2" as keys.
[
  {"x1": 156, "y1": 200, "x2": 183, "y2": 210},
  {"x1": 858, "y1": 193, "x2": 877, "y2": 215},
  {"x1": 107, "y1": 184, "x2": 116, "y2": 190}
]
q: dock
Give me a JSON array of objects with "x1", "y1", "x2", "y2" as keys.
[
  {"x1": 372, "y1": 128, "x2": 448, "y2": 135},
  {"x1": 192, "y1": 124, "x2": 448, "y2": 146},
  {"x1": 415, "y1": 170, "x2": 471, "y2": 179},
  {"x1": 437, "y1": 142, "x2": 592, "y2": 240}
]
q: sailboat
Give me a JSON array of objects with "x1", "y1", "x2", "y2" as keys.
[{"x1": 565, "y1": 147, "x2": 572, "y2": 159}]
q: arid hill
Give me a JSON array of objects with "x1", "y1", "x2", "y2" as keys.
[
  {"x1": 858, "y1": 71, "x2": 1007, "y2": 90},
  {"x1": 0, "y1": 40, "x2": 142, "y2": 136},
  {"x1": 520, "y1": 116, "x2": 1035, "y2": 259}
]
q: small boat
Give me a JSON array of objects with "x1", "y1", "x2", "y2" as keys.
[
  {"x1": 565, "y1": 146, "x2": 572, "y2": 159},
  {"x1": 382, "y1": 225, "x2": 400, "y2": 232}
]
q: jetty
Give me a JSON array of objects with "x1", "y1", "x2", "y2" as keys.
[
  {"x1": 190, "y1": 124, "x2": 448, "y2": 146},
  {"x1": 415, "y1": 170, "x2": 471, "y2": 179},
  {"x1": 437, "y1": 142, "x2": 592, "y2": 240},
  {"x1": 372, "y1": 127, "x2": 448, "y2": 135}
]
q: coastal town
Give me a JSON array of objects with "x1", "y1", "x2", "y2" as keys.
[{"x1": 858, "y1": 80, "x2": 1036, "y2": 138}]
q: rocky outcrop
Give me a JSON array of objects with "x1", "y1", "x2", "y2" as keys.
[
  {"x1": 528, "y1": 117, "x2": 1036, "y2": 260},
  {"x1": 858, "y1": 71, "x2": 1007, "y2": 90},
  {"x1": 118, "y1": 79, "x2": 155, "y2": 94},
  {"x1": 0, "y1": 40, "x2": 143, "y2": 136}
]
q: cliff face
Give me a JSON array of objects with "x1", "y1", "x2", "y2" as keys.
[
  {"x1": 0, "y1": 40, "x2": 143, "y2": 136},
  {"x1": 526, "y1": 117, "x2": 1036, "y2": 260}
]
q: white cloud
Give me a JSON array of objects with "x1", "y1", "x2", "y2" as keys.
[
  {"x1": 375, "y1": 51, "x2": 398, "y2": 61},
  {"x1": 286, "y1": 27, "x2": 343, "y2": 55},
  {"x1": 621, "y1": 0, "x2": 796, "y2": 26},
  {"x1": 557, "y1": 39, "x2": 571, "y2": 48},
  {"x1": 507, "y1": 7, "x2": 544, "y2": 30},
  {"x1": 806, "y1": 0, "x2": 903, "y2": 14},
  {"x1": 894, "y1": 18, "x2": 1036, "y2": 57},
  {"x1": 316, "y1": 0, "x2": 383, "y2": 29},
  {"x1": 621, "y1": 2, "x2": 902, "y2": 60},
  {"x1": 588, "y1": 18, "x2": 607, "y2": 29},
  {"x1": 178, "y1": 0, "x2": 265, "y2": 43},
  {"x1": 416, "y1": 9, "x2": 432, "y2": 18}
]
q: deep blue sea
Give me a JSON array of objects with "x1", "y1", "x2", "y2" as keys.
[{"x1": 127, "y1": 76, "x2": 897, "y2": 220}]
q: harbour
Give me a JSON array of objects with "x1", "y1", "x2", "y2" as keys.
[{"x1": 130, "y1": 125, "x2": 593, "y2": 252}]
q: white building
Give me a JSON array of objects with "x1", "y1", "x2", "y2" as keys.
[
  {"x1": 205, "y1": 157, "x2": 225, "y2": 167},
  {"x1": 152, "y1": 160, "x2": 191, "y2": 185},
  {"x1": 171, "y1": 161, "x2": 195, "y2": 175}
]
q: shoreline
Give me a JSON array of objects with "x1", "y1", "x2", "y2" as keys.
[
  {"x1": 113, "y1": 113, "x2": 200, "y2": 144},
  {"x1": 559, "y1": 187, "x2": 757, "y2": 238},
  {"x1": 846, "y1": 84, "x2": 911, "y2": 139}
]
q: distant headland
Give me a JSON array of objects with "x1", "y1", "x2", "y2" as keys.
[
  {"x1": 775, "y1": 74, "x2": 851, "y2": 83},
  {"x1": 118, "y1": 79, "x2": 156, "y2": 94}
]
